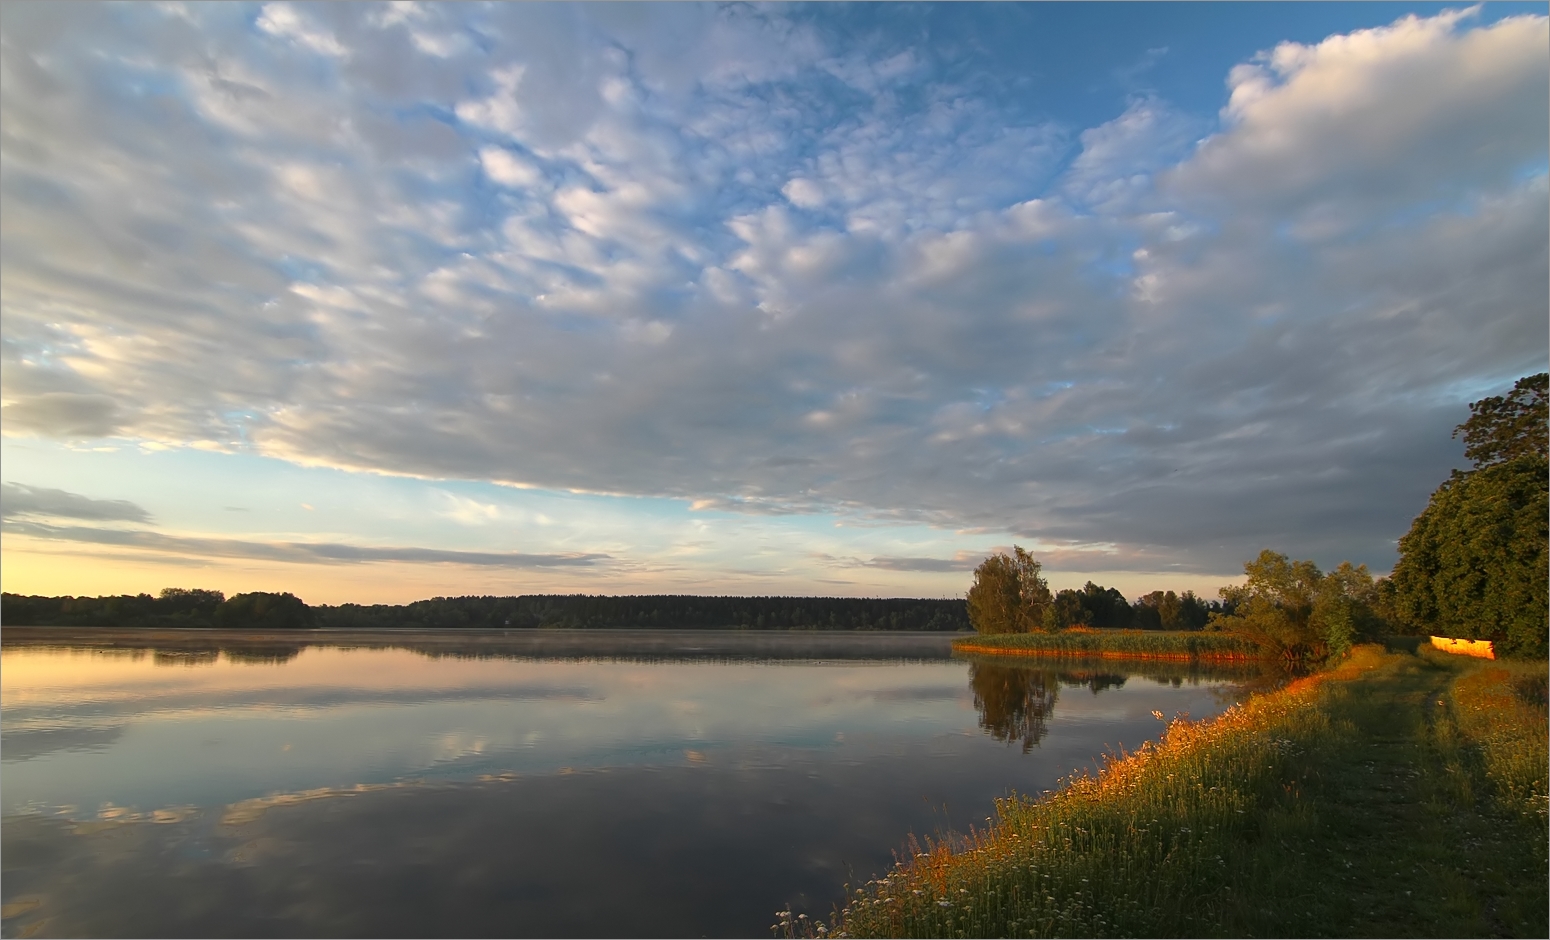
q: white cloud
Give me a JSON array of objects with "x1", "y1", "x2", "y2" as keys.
[
  {"x1": 1168, "y1": 10, "x2": 1549, "y2": 226},
  {"x1": 256, "y1": 3, "x2": 347, "y2": 58},
  {"x1": 478, "y1": 147, "x2": 545, "y2": 189},
  {"x1": 782, "y1": 178, "x2": 825, "y2": 209}
]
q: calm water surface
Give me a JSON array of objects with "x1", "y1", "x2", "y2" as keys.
[{"x1": 1, "y1": 629, "x2": 1255, "y2": 938}]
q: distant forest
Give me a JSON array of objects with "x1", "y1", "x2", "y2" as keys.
[
  {"x1": 0, "y1": 585, "x2": 1227, "y2": 632},
  {"x1": 1, "y1": 591, "x2": 969, "y2": 631}
]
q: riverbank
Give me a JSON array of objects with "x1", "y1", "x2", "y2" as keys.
[
  {"x1": 802, "y1": 644, "x2": 1548, "y2": 938},
  {"x1": 951, "y1": 629, "x2": 1263, "y2": 662}
]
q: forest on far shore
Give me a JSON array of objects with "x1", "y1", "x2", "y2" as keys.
[{"x1": 0, "y1": 587, "x2": 1220, "y2": 633}]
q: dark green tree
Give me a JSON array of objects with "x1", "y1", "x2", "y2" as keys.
[
  {"x1": 1390, "y1": 373, "x2": 1548, "y2": 658},
  {"x1": 215, "y1": 592, "x2": 315, "y2": 630},
  {"x1": 1045, "y1": 588, "x2": 1089, "y2": 630},
  {"x1": 1391, "y1": 456, "x2": 1547, "y2": 657},
  {"x1": 1135, "y1": 590, "x2": 1218, "y2": 631}
]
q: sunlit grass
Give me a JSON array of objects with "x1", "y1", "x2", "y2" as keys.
[
  {"x1": 952, "y1": 629, "x2": 1262, "y2": 662},
  {"x1": 1443, "y1": 653, "x2": 1549, "y2": 822},
  {"x1": 784, "y1": 645, "x2": 1549, "y2": 938}
]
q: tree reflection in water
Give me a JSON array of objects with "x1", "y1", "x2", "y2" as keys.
[
  {"x1": 968, "y1": 661, "x2": 1060, "y2": 753},
  {"x1": 969, "y1": 663, "x2": 1140, "y2": 752}
]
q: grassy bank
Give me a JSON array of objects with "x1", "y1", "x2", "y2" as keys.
[
  {"x1": 794, "y1": 644, "x2": 1547, "y2": 938},
  {"x1": 951, "y1": 629, "x2": 1263, "y2": 662}
]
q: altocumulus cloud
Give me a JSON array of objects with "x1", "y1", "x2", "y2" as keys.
[
  {"x1": 2, "y1": 520, "x2": 607, "y2": 569},
  {"x1": 1, "y1": 4, "x2": 1545, "y2": 573}
]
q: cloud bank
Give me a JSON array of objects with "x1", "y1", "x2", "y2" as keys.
[
  {"x1": 2, "y1": 4, "x2": 1545, "y2": 574},
  {"x1": 4, "y1": 519, "x2": 608, "y2": 569}
]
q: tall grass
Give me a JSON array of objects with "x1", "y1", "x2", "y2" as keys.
[
  {"x1": 952, "y1": 629, "x2": 1262, "y2": 662},
  {"x1": 790, "y1": 645, "x2": 1549, "y2": 938},
  {"x1": 1446, "y1": 656, "x2": 1549, "y2": 821},
  {"x1": 804, "y1": 650, "x2": 1376, "y2": 938}
]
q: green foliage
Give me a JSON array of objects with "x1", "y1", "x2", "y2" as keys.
[
  {"x1": 0, "y1": 588, "x2": 226, "y2": 627},
  {"x1": 967, "y1": 547, "x2": 1052, "y2": 634},
  {"x1": 214, "y1": 592, "x2": 314, "y2": 630},
  {"x1": 1453, "y1": 372, "x2": 1547, "y2": 467},
  {"x1": 1212, "y1": 551, "x2": 1379, "y2": 661},
  {"x1": 1046, "y1": 582, "x2": 1135, "y2": 630},
  {"x1": 1132, "y1": 590, "x2": 1215, "y2": 631},
  {"x1": 1391, "y1": 455, "x2": 1548, "y2": 657},
  {"x1": 3, "y1": 593, "x2": 970, "y2": 632}
]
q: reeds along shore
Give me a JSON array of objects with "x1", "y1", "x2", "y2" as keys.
[
  {"x1": 950, "y1": 629, "x2": 1263, "y2": 662},
  {"x1": 783, "y1": 644, "x2": 1548, "y2": 939}
]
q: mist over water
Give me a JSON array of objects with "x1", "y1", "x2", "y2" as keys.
[{"x1": 1, "y1": 630, "x2": 1252, "y2": 938}]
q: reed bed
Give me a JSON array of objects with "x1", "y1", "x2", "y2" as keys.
[
  {"x1": 783, "y1": 645, "x2": 1548, "y2": 938},
  {"x1": 951, "y1": 629, "x2": 1262, "y2": 662}
]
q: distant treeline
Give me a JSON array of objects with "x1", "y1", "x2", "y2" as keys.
[
  {"x1": 0, "y1": 589, "x2": 314, "y2": 630},
  {"x1": 0, "y1": 588, "x2": 1234, "y2": 632},
  {"x1": 1, "y1": 591, "x2": 972, "y2": 632},
  {"x1": 319, "y1": 594, "x2": 971, "y2": 631}
]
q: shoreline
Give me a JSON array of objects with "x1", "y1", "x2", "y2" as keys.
[{"x1": 812, "y1": 645, "x2": 1549, "y2": 938}]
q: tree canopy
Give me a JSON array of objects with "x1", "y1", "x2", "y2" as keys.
[
  {"x1": 966, "y1": 546, "x2": 1053, "y2": 634},
  {"x1": 1388, "y1": 373, "x2": 1548, "y2": 658},
  {"x1": 214, "y1": 592, "x2": 315, "y2": 630},
  {"x1": 1453, "y1": 372, "x2": 1547, "y2": 467},
  {"x1": 1390, "y1": 455, "x2": 1547, "y2": 657},
  {"x1": 1210, "y1": 550, "x2": 1380, "y2": 661},
  {"x1": 1046, "y1": 582, "x2": 1134, "y2": 630},
  {"x1": 3, "y1": 592, "x2": 970, "y2": 632}
]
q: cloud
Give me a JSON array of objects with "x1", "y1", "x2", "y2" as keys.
[
  {"x1": 1, "y1": 483, "x2": 153, "y2": 524},
  {"x1": 1, "y1": 393, "x2": 125, "y2": 438},
  {"x1": 479, "y1": 146, "x2": 546, "y2": 189},
  {"x1": 856, "y1": 556, "x2": 979, "y2": 573},
  {"x1": 1, "y1": 5, "x2": 1544, "y2": 578},
  {"x1": 256, "y1": 3, "x2": 347, "y2": 59},
  {"x1": 4, "y1": 519, "x2": 608, "y2": 569},
  {"x1": 1167, "y1": 9, "x2": 1548, "y2": 226}
]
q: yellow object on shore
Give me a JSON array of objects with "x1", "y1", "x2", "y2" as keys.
[{"x1": 1430, "y1": 636, "x2": 1496, "y2": 659}]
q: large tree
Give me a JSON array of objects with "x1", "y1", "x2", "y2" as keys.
[
  {"x1": 966, "y1": 546, "x2": 1052, "y2": 634},
  {"x1": 1391, "y1": 373, "x2": 1548, "y2": 658}
]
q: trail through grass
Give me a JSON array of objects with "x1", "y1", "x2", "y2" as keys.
[{"x1": 793, "y1": 645, "x2": 1547, "y2": 938}]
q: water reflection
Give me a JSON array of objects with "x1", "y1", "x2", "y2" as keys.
[
  {"x1": 2, "y1": 630, "x2": 1254, "y2": 939},
  {"x1": 969, "y1": 661, "x2": 1059, "y2": 753},
  {"x1": 3, "y1": 627, "x2": 958, "y2": 666},
  {"x1": 966, "y1": 656, "x2": 1269, "y2": 754}
]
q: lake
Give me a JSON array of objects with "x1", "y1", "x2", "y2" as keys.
[{"x1": 0, "y1": 629, "x2": 1257, "y2": 938}]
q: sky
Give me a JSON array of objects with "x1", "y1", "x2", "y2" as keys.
[{"x1": 1, "y1": 2, "x2": 1546, "y2": 605}]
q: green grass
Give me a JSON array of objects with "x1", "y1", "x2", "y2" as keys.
[
  {"x1": 951, "y1": 629, "x2": 1263, "y2": 662},
  {"x1": 788, "y1": 644, "x2": 1548, "y2": 938}
]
